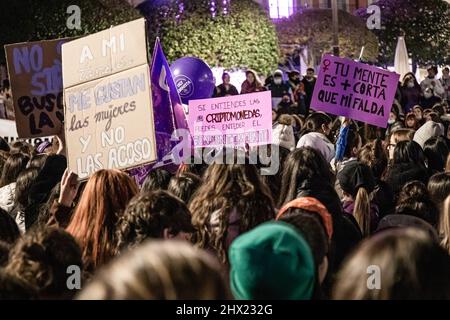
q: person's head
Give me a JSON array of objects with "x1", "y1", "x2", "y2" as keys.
[
  {"x1": 396, "y1": 181, "x2": 439, "y2": 226},
  {"x1": 425, "y1": 111, "x2": 441, "y2": 123},
  {"x1": 276, "y1": 197, "x2": 333, "y2": 286},
  {"x1": 387, "y1": 128, "x2": 415, "y2": 160},
  {"x1": 341, "y1": 128, "x2": 362, "y2": 160},
  {"x1": 0, "y1": 137, "x2": 9, "y2": 153},
  {"x1": 424, "y1": 87, "x2": 434, "y2": 99},
  {"x1": 402, "y1": 74, "x2": 416, "y2": 88},
  {"x1": 141, "y1": 168, "x2": 172, "y2": 194},
  {"x1": 393, "y1": 140, "x2": 426, "y2": 166},
  {"x1": 27, "y1": 154, "x2": 48, "y2": 169},
  {"x1": 0, "y1": 208, "x2": 20, "y2": 244},
  {"x1": 413, "y1": 105, "x2": 423, "y2": 120},
  {"x1": 405, "y1": 113, "x2": 418, "y2": 130},
  {"x1": 279, "y1": 147, "x2": 334, "y2": 207},
  {"x1": 0, "y1": 269, "x2": 36, "y2": 300},
  {"x1": 66, "y1": 169, "x2": 139, "y2": 271},
  {"x1": 273, "y1": 70, "x2": 283, "y2": 85},
  {"x1": 167, "y1": 172, "x2": 202, "y2": 204},
  {"x1": 337, "y1": 161, "x2": 376, "y2": 236},
  {"x1": 229, "y1": 221, "x2": 316, "y2": 300},
  {"x1": 117, "y1": 191, "x2": 194, "y2": 251},
  {"x1": 443, "y1": 67, "x2": 450, "y2": 77},
  {"x1": 428, "y1": 173, "x2": 450, "y2": 212},
  {"x1": 439, "y1": 195, "x2": 450, "y2": 254},
  {"x1": 246, "y1": 70, "x2": 256, "y2": 84},
  {"x1": 77, "y1": 240, "x2": 228, "y2": 300},
  {"x1": 189, "y1": 162, "x2": 274, "y2": 263},
  {"x1": 222, "y1": 72, "x2": 230, "y2": 85},
  {"x1": 306, "y1": 67, "x2": 315, "y2": 79},
  {"x1": 423, "y1": 136, "x2": 449, "y2": 173},
  {"x1": 432, "y1": 104, "x2": 446, "y2": 117},
  {"x1": 288, "y1": 70, "x2": 300, "y2": 84},
  {"x1": 332, "y1": 228, "x2": 450, "y2": 299},
  {"x1": 9, "y1": 141, "x2": 34, "y2": 157},
  {"x1": 0, "y1": 153, "x2": 30, "y2": 188},
  {"x1": 301, "y1": 112, "x2": 332, "y2": 136},
  {"x1": 427, "y1": 66, "x2": 438, "y2": 78},
  {"x1": 5, "y1": 227, "x2": 82, "y2": 299},
  {"x1": 13, "y1": 167, "x2": 40, "y2": 209},
  {"x1": 358, "y1": 139, "x2": 388, "y2": 180}
]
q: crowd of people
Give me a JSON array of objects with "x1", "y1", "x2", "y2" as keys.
[{"x1": 0, "y1": 64, "x2": 450, "y2": 300}]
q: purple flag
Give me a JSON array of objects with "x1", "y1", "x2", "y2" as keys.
[{"x1": 128, "y1": 38, "x2": 190, "y2": 185}]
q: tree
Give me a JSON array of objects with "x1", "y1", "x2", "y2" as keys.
[
  {"x1": 137, "y1": 0, "x2": 280, "y2": 76},
  {"x1": 356, "y1": 0, "x2": 450, "y2": 66},
  {"x1": 276, "y1": 9, "x2": 379, "y2": 67},
  {"x1": 0, "y1": 0, "x2": 141, "y2": 62}
]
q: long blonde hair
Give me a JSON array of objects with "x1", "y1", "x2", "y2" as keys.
[
  {"x1": 353, "y1": 187, "x2": 371, "y2": 236},
  {"x1": 439, "y1": 195, "x2": 450, "y2": 254}
]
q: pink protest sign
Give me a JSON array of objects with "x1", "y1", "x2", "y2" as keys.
[
  {"x1": 188, "y1": 91, "x2": 272, "y2": 148},
  {"x1": 311, "y1": 54, "x2": 400, "y2": 128}
]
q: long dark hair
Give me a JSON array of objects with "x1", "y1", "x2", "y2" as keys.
[
  {"x1": 0, "y1": 153, "x2": 30, "y2": 188},
  {"x1": 393, "y1": 141, "x2": 426, "y2": 166},
  {"x1": 189, "y1": 163, "x2": 275, "y2": 263},
  {"x1": 423, "y1": 137, "x2": 449, "y2": 174},
  {"x1": 278, "y1": 147, "x2": 334, "y2": 208}
]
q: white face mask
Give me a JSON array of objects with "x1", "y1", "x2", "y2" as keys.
[
  {"x1": 274, "y1": 78, "x2": 282, "y2": 85},
  {"x1": 424, "y1": 92, "x2": 433, "y2": 99},
  {"x1": 407, "y1": 81, "x2": 415, "y2": 88},
  {"x1": 388, "y1": 119, "x2": 395, "y2": 125}
]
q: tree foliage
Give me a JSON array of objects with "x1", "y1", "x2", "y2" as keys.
[
  {"x1": 0, "y1": 0, "x2": 141, "y2": 62},
  {"x1": 138, "y1": 0, "x2": 280, "y2": 76},
  {"x1": 356, "y1": 0, "x2": 450, "y2": 66},
  {"x1": 276, "y1": 9, "x2": 379, "y2": 66}
]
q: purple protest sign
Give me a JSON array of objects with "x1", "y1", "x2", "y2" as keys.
[
  {"x1": 188, "y1": 91, "x2": 272, "y2": 148},
  {"x1": 128, "y1": 38, "x2": 190, "y2": 185},
  {"x1": 311, "y1": 54, "x2": 400, "y2": 128}
]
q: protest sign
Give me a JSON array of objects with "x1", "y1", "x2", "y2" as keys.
[
  {"x1": 62, "y1": 18, "x2": 157, "y2": 179},
  {"x1": 311, "y1": 54, "x2": 400, "y2": 128},
  {"x1": 62, "y1": 18, "x2": 147, "y2": 88},
  {"x1": 0, "y1": 119, "x2": 51, "y2": 145},
  {"x1": 188, "y1": 91, "x2": 272, "y2": 148},
  {"x1": 5, "y1": 38, "x2": 69, "y2": 137}
]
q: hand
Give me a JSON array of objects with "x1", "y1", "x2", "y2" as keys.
[{"x1": 59, "y1": 169, "x2": 80, "y2": 207}]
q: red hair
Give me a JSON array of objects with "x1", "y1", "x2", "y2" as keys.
[{"x1": 66, "y1": 169, "x2": 138, "y2": 271}]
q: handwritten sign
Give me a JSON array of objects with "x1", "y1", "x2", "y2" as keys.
[
  {"x1": 62, "y1": 18, "x2": 147, "y2": 88},
  {"x1": 5, "y1": 38, "x2": 70, "y2": 137},
  {"x1": 188, "y1": 91, "x2": 272, "y2": 148},
  {"x1": 62, "y1": 19, "x2": 157, "y2": 179},
  {"x1": 311, "y1": 54, "x2": 400, "y2": 128}
]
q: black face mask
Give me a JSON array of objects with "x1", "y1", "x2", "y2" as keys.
[{"x1": 291, "y1": 78, "x2": 300, "y2": 85}]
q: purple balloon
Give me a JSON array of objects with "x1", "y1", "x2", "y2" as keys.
[{"x1": 170, "y1": 57, "x2": 215, "y2": 104}]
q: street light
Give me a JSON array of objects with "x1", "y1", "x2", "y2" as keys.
[{"x1": 331, "y1": 0, "x2": 339, "y2": 56}]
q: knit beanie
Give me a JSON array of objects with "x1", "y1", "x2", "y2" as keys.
[
  {"x1": 229, "y1": 221, "x2": 315, "y2": 300},
  {"x1": 337, "y1": 161, "x2": 376, "y2": 198}
]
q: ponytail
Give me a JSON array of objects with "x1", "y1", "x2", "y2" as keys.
[{"x1": 353, "y1": 187, "x2": 371, "y2": 236}]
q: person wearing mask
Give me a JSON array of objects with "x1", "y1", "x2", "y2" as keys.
[
  {"x1": 400, "y1": 73, "x2": 421, "y2": 113},
  {"x1": 213, "y1": 72, "x2": 238, "y2": 97},
  {"x1": 240, "y1": 70, "x2": 264, "y2": 94},
  {"x1": 385, "y1": 104, "x2": 404, "y2": 138},
  {"x1": 267, "y1": 69, "x2": 292, "y2": 109},
  {"x1": 420, "y1": 66, "x2": 445, "y2": 99},
  {"x1": 288, "y1": 71, "x2": 308, "y2": 116},
  {"x1": 440, "y1": 67, "x2": 450, "y2": 105},
  {"x1": 301, "y1": 68, "x2": 316, "y2": 113},
  {"x1": 419, "y1": 87, "x2": 442, "y2": 109}
]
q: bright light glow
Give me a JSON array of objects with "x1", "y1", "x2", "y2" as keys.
[{"x1": 269, "y1": 0, "x2": 294, "y2": 19}]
